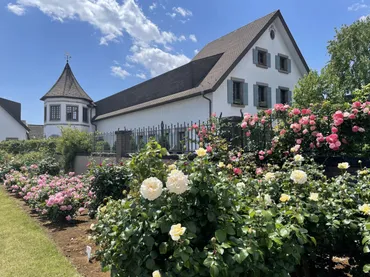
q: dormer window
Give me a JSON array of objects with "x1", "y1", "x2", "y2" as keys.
[
  {"x1": 253, "y1": 47, "x2": 271, "y2": 68},
  {"x1": 66, "y1": 105, "x2": 78, "y2": 121}
]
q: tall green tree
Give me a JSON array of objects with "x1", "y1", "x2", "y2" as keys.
[
  {"x1": 294, "y1": 17, "x2": 370, "y2": 106},
  {"x1": 327, "y1": 17, "x2": 370, "y2": 92}
]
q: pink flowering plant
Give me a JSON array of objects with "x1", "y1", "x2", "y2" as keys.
[{"x1": 241, "y1": 100, "x2": 370, "y2": 162}]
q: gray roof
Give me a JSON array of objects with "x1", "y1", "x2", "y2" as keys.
[
  {"x1": 94, "y1": 10, "x2": 308, "y2": 121},
  {"x1": 0, "y1": 97, "x2": 30, "y2": 131},
  {"x1": 28, "y1": 124, "x2": 44, "y2": 139},
  {"x1": 41, "y1": 62, "x2": 93, "y2": 103}
]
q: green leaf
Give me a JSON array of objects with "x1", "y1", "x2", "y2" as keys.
[
  {"x1": 280, "y1": 228, "x2": 290, "y2": 238},
  {"x1": 159, "y1": 242, "x2": 168, "y2": 254},
  {"x1": 215, "y1": 229, "x2": 227, "y2": 243},
  {"x1": 310, "y1": 236, "x2": 317, "y2": 246},
  {"x1": 364, "y1": 264, "x2": 370, "y2": 273},
  {"x1": 186, "y1": 221, "x2": 197, "y2": 233},
  {"x1": 226, "y1": 225, "x2": 236, "y2": 235},
  {"x1": 144, "y1": 236, "x2": 155, "y2": 249},
  {"x1": 210, "y1": 264, "x2": 219, "y2": 277},
  {"x1": 364, "y1": 245, "x2": 370, "y2": 253},
  {"x1": 180, "y1": 252, "x2": 189, "y2": 262},
  {"x1": 365, "y1": 223, "x2": 370, "y2": 230}
]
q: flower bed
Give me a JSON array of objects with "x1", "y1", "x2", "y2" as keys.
[{"x1": 3, "y1": 165, "x2": 94, "y2": 222}]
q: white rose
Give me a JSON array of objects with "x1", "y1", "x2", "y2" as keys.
[
  {"x1": 166, "y1": 170, "x2": 189, "y2": 195},
  {"x1": 169, "y1": 224, "x2": 186, "y2": 241},
  {"x1": 152, "y1": 270, "x2": 161, "y2": 277},
  {"x1": 264, "y1": 194, "x2": 272, "y2": 205},
  {"x1": 264, "y1": 172, "x2": 275, "y2": 181},
  {"x1": 140, "y1": 177, "x2": 163, "y2": 200},
  {"x1": 294, "y1": 154, "x2": 304, "y2": 163},
  {"x1": 338, "y1": 162, "x2": 349, "y2": 170},
  {"x1": 236, "y1": 182, "x2": 246, "y2": 190},
  {"x1": 290, "y1": 170, "x2": 308, "y2": 184}
]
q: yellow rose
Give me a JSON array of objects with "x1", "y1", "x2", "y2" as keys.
[
  {"x1": 309, "y1": 192, "x2": 319, "y2": 201},
  {"x1": 360, "y1": 170, "x2": 368, "y2": 175},
  {"x1": 338, "y1": 162, "x2": 349, "y2": 170},
  {"x1": 152, "y1": 270, "x2": 161, "y2": 277},
  {"x1": 218, "y1": 162, "x2": 225, "y2": 168},
  {"x1": 359, "y1": 204, "x2": 370, "y2": 215},
  {"x1": 226, "y1": 164, "x2": 233, "y2": 169},
  {"x1": 195, "y1": 147, "x2": 207, "y2": 157},
  {"x1": 290, "y1": 170, "x2": 307, "y2": 184},
  {"x1": 280, "y1": 194, "x2": 290, "y2": 202},
  {"x1": 169, "y1": 224, "x2": 186, "y2": 241}
]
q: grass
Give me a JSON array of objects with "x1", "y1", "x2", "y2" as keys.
[{"x1": 0, "y1": 188, "x2": 81, "y2": 277}]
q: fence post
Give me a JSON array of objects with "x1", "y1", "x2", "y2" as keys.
[{"x1": 115, "y1": 130, "x2": 132, "y2": 162}]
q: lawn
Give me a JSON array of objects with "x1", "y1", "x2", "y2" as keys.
[{"x1": 0, "y1": 188, "x2": 81, "y2": 277}]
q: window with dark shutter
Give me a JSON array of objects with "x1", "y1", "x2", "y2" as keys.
[
  {"x1": 280, "y1": 56, "x2": 288, "y2": 72},
  {"x1": 280, "y1": 89, "x2": 289, "y2": 104},
  {"x1": 66, "y1": 105, "x2": 79, "y2": 121},
  {"x1": 258, "y1": 51, "x2": 267, "y2": 66},
  {"x1": 44, "y1": 106, "x2": 47, "y2": 122},
  {"x1": 276, "y1": 54, "x2": 291, "y2": 73},
  {"x1": 50, "y1": 105, "x2": 61, "y2": 121},
  {"x1": 83, "y1": 107, "x2": 88, "y2": 123},
  {"x1": 258, "y1": 86, "x2": 267, "y2": 108},
  {"x1": 233, "y1": 82, "x2": 242, "y2": 104}
]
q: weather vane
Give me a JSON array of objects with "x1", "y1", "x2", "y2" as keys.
[{"x1": 65, "y1": 52, "x2": 71, "y2": 63}]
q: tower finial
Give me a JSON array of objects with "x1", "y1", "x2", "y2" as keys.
[{"x1": 65, "y1": 52, "x2": 71, "y2": 63}]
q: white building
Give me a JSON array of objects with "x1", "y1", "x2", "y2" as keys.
[
  {"x1": 0, "y1": 97, "x2": 29, "y2": 141},
  {"x1": 41, "y1": 62, "x2": 95, "y2": 138},
  {"x1": 93, "y1": 10, "x2": 309, "y2": 132}
]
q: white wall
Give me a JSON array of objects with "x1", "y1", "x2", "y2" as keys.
[
  {"x1": 44, "y1": 97, "x2": 93, "y2": 137},
  {"x1": 212, "y1": 17, "x2": 306, "y2": 117},
  {"x1": 95, "y1": 95, "x2": 210, "y2": 132},
  {"x1": 0, "y1": 106, "x2": 28, "y2": 141}
]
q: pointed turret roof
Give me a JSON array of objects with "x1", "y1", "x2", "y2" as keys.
[{"x1": 41, "y1": 62, "x2": 93, "y2": 103}]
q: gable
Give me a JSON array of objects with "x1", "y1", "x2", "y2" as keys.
[{"x1": 0, "y1": 98, "x2": 29, "y2": 131}]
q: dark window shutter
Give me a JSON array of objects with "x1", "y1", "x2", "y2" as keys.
[
  {"x1": 267, "y1": 53, "x2": 271, "y2": 68},
  {"x1": 288, "y1": 90, "x2": 293, "y2": 105},
  {"x1": 227, "y1": 80, "x2": 233, "y2": 104},
  {"x1": 267, "y1": 87, "x2": 272, "y2": 108},
  {"x1": 253, "y1": 85, "x2": 258, "y2": 106},
  {"x1": 287, "y1": 59, "x2": 292, "y2": 73},
  {"x1": 276, "y1": 88, "x2": 281, "y2": 104},
  {"x1": 253, "y1": 49, "x2": 258, "y2": 64},
  {"x1": 275, "y1": 55, "x2": 280, "y2": 70},
  {"x1": 242, "y1": 83, "x2": 248, "y2": 105}
]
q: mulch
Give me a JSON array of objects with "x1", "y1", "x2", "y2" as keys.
[{"x1": 7, "y1": 192, "x2": 110, "y2": 277}]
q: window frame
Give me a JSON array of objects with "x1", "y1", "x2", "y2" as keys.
[
  {"x1": 280, "y1": 88, "x2": 289, "y2": 104},
  {"x1": 277, "y1": 53, "x2": 290, "y2": 73},
  {"x1": 83, "y1": 107, "x2": 89, "y2": 123},
  {"x1": 44, "y1": 106, "x2": 47, "y2": 122},
  {"x1": 257, "y1": 50, "x2": 267, "y2": 67},
  {"x1": 66, "y1": 105, "x2": 79, "y2": 122},
  {"x1": 49, "y1": 105, "x2": 61, "y2": 121},
  {"x1": 257, "y1": 85, "x2": 268, "y2": 108},
  {"x1": 232, "y1": 81, "x2": 243, "y2": 105}
]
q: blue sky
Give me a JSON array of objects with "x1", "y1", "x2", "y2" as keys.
[{"x1": 0, "y1": 0, "x2": 369, "y2": 124}]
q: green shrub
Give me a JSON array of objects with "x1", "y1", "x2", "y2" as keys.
[
  {"x1": 38, "y1": 157, "x2": 60, "y2": 176},
  {"x1": 56, "y1": 127, "x2": 93, "y2": 172},
  {"x1": 0, "y1": 139, "x2": 57, "y2": 155},
  {"x1": 87, "y1": 160, "x2": 131, "y2": 217}
]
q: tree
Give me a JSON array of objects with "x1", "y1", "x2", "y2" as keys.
[
  {"x1": 327, "y1": 17, "x2": 370, "y2": 93},
  {"x1": 294, "y1": 17, "x2": 370, "y2": 106}
]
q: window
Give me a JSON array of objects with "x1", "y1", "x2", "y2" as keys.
[
  {"x1": 233, "y1": 81, "x2": 242, "y2": 104},
  {"x1": 50, "y1": 105, "x2": 61, "y2": 121},
  {"x1": 258, "y1": 86, "x2": 267, "y2": 108},
  {"x1": 83, "y1": 107, "x2": 88, "y2": 123},
  {"x1": 280, "y1": 56, "x2": 288, "y2": 72},
  {"x1": 257, "y1": 50, "x2": 267, "y2": 66},
  {"x1": 280, "y1": 89, "x2": 289, "y2": 104},
  {"x1": 66, "y1": 105, "x2": 78, "y2": 121},
  {"x1": 44, "y1": 106, "x2": 47, "y2": 122},
  {"x1": 270, "y1": 29, "x2": 275, "y2": 40}
]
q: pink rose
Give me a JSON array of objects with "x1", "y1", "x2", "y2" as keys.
[
  {"x1": 292, "y1": 108, "x2": 301, "y2": 115},
  {"x1": 241, "y1": 121, "x2": 247, "y2": 129},
  {"x1": 348, "y1": 114, "x2": 356, "y2": 119},
  {"x1": 301, "y1": 109, "x2": 311, "y2": 115},
  {"x1": 309, "y1": 143, "x2": 315, "y2": 149},
  {"x1": 265, "y1": 109, "x2": 272, "y2": 115},
  {"x1": 267, "y1": 150, "x2": 272, "y2": 155},
  {"x1": 78, "y1": 207, "x2": 85, "y2": 214},
  {"x1": 352, "y1": 126, "x2": 359, "y2": 132},
  {"x1": 233, "y1": 168, "x2": 242, "y2": 175},
  {"x1": 280, "y1": 129, "x2": 286, "y2": 136},
  {"x1": 259, "y1": 155, "x2": 265, "y2": 161},
  {"x1": 65, "y1": 215, "x2": 72, "y2": 221},
  {"x1": 331, "y1": 127, "x2": 338, "y2": 133},
  {"x1": 246, "y1": 131, "x2": 251, "y2": 137},
  {"x1": 303, "y1": 129, "x2": 308, "y2": 135},
  {"x1": 256, "y1": 168, "x2": 263, "y2": 175},
  {"x1": 206, "y1": 145, "x2": 213, "y2": 153},
  {"x1": 296, "y1": 139, "x2": 302, "y2": 145},
  {"x1": 352, "y1": 109, "x2": 359, "y2": 115},
  {"x1": 352, "y1": 101, "x2": 361, "y2": 108}
]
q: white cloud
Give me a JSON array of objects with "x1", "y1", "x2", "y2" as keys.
[
  {"x1": 178, "y1": 35, "x2": 186, "y2": 41},
  {"x1": 136, "y1": 73, "x2": 147, "y2": 79},
  {"x1": 9, "y1": 0, "x2": 180, "y2": 46},
  {"x1": 166, "y1": 12, "x2": 176, "y2": 18},
  {"x1": 348, "y1": 1, "x2": 368, "y2": 11},
  {"x1": 189, "y1": 34, "x2": 197, "y2": 42},
  {"x1": 7, "y1": 3, "x2": 25, "y2": 15},
  {"x1": 194, "y1": 49, "x2": 199, "y2": 55},
  {"x1": 149, "y1": 3, "x2": 157, "y2": 11},
  {"x1": 111, "y1": 66, "x2": 131, "y2": 79},
  {"x1": 128, "y1": 47, "x2": 190, "y2": 77},
  {"x1": 173, "y1": 7, "x2": 192, "y2": 17}
]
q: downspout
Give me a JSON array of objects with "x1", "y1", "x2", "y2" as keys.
[
  {"x1": 201, "y1": 91, "x2": 212, "y2": 118},
  {"x1": 89, "y1": 103, "x2": 97, "y2": 132}
]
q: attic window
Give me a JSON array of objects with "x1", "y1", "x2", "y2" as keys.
[
  {"x1": 270, "y1": 29, "x2": 275, "y2": 40},
  {"x1": 258, "y1": 51, "x2": 267, "y2": 66}
]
